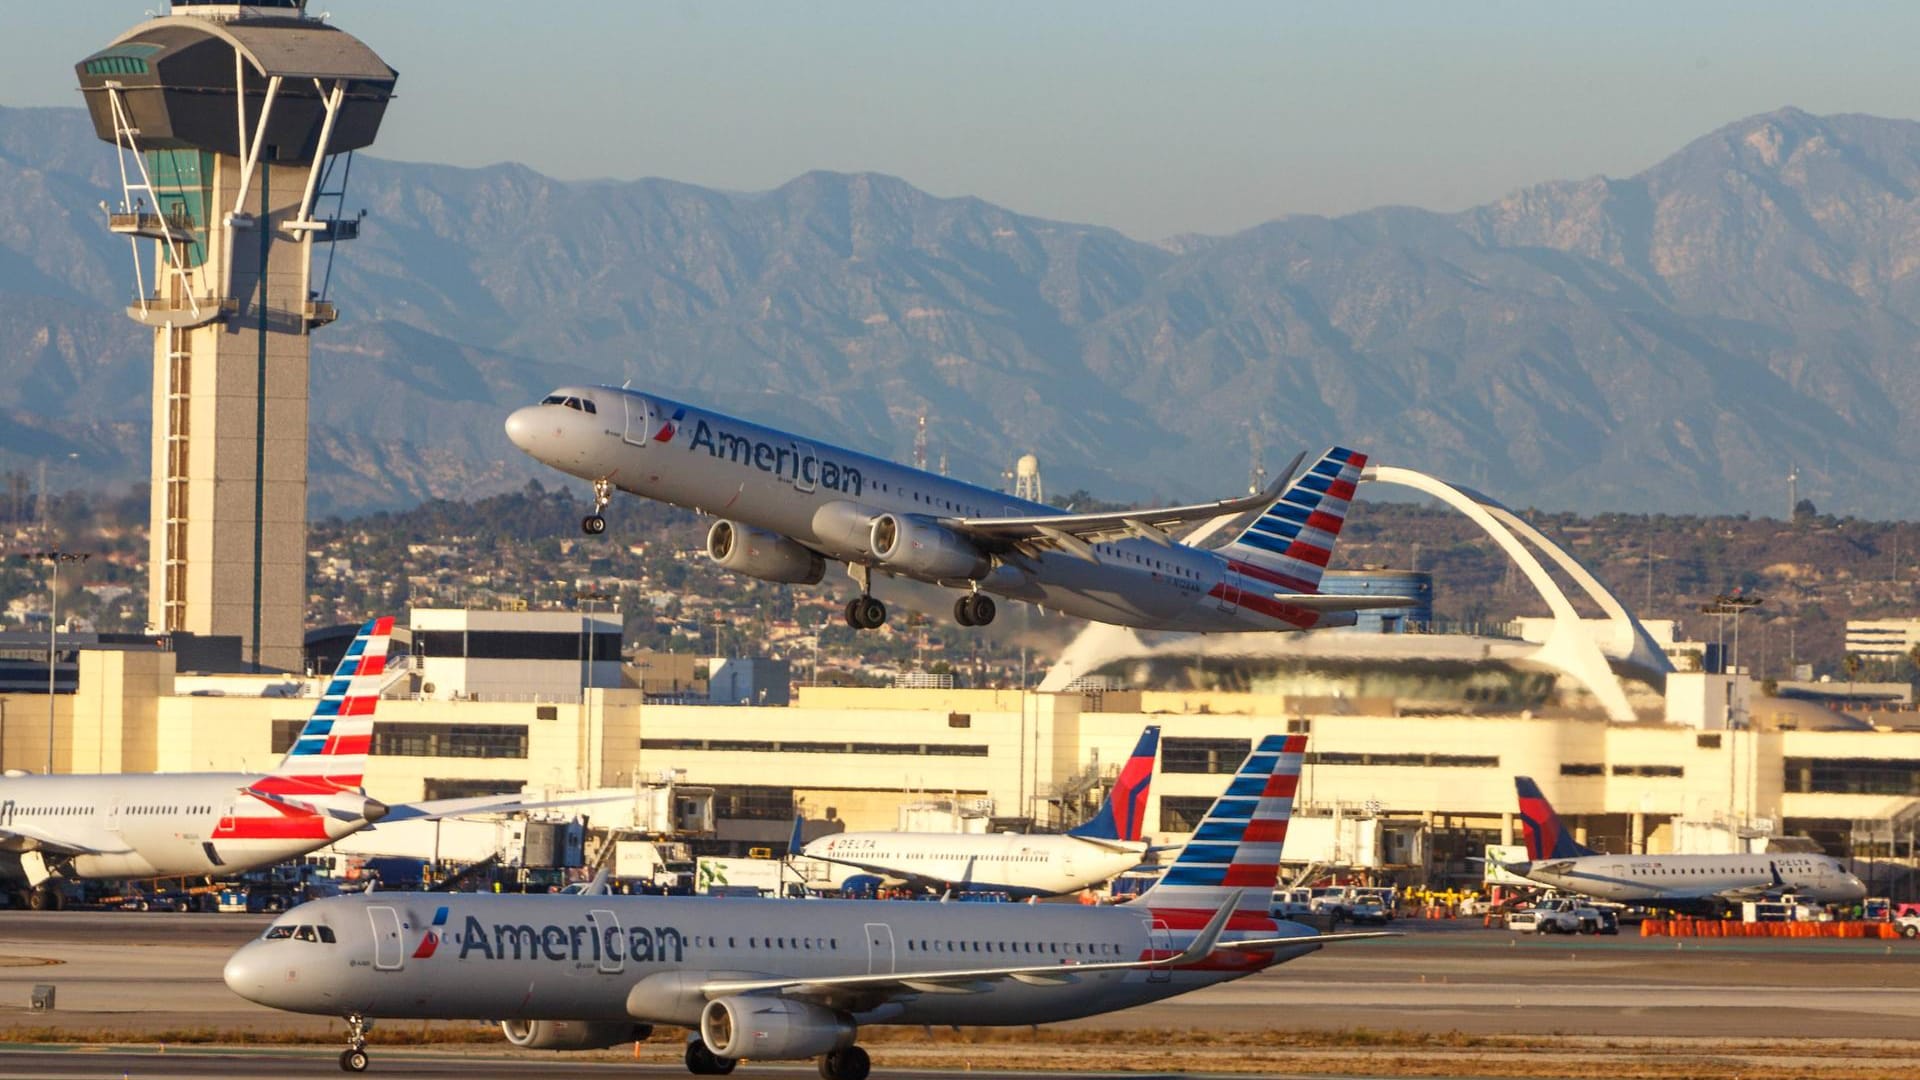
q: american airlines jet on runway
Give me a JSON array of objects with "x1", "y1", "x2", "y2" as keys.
[
  {"x1": 226, "y1": 734, "x2": 1391, "y2": 1076},
  {"x1": 505, "y1": 388, "x2": 1402, "y2": 631},
  {"x1": 802, "y1": 726, "x2": 1162, "y2": 897},
  {"x1": 1502, "y1": 777, "x2": 1866, "y2": 914},
  {"x1": 0, "y1": 619, "x2": 590, "y2": 910}
]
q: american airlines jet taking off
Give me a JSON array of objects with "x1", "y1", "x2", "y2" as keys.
[
  {"x1": 505, "y1": 388, "x2": 1403, "y2": 631},
  {"x1": 1503, "y1": 777, "x2": 1866, "y2": 914},
  {"x1": 227, "y1": 735, "x2": 1391, "y2": 1076},
  {"x1": 0, "y1": 619, "x2": 591, "y2": 910},
  {"x1": 803, "y1": 726, "x2": 1161, "y2": 897}
]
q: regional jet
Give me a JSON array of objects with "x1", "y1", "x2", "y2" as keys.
[
  {"x1": 0, "y1": 618, "x2": 601, "y2": 910},
  {"x1": 1500, "y1": 777, "x2": 1866, "y2": 914},
  {"x1": 802, "y1": 725, "x2": 1161, "y2": 897},
  {"x1": 505, "y1": 387, "x2": 1404, "y2": 631},
  {"x1": 226, "y1": 733, "x2": 1391, "y2": 1076}
]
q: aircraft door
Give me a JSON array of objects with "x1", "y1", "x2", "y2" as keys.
[
  {"x1": 621, "y1": 394, "x2": 657, "y2": 448},
  {"x1": 369, "y1": 905, "x2": 404, "y2": 971},
  {"x1": 590, "y1": 908, "x2": 623, "y2": 974},
  {"x1": 1213, "y1": 567, "x2": 1244, "y2": 615},
  {"x1": 1147, "y1": 920, "x2": 1173, "y2": 983},
  {"x1": 864, "y1": 922, "x2": 895, "y2": 975},
  {"x1": 792, "y1": 442, "x2": 817, "y2": 493},
  {"x1": 104, "y1": 798, "x2": 122, "y2": 835}
]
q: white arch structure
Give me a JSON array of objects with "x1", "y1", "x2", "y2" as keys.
[{"x1": 1361, "y1": 464, "x2": 1673, "y2": 724}]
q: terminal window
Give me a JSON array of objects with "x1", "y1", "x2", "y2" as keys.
[
  {"x1": 1785, "y1": 756, "x2": 1920, "y2": 796},
  {"x1": 372, "y1": 722, "x2": 528, "y2": 759},
  {"x1": 712, "y1": 785, "x2": 794, "y2": 821},
  {"x1": 1610, "y1": 764, "x2": 1683, "y2": 778},
  {"x1": 423, "y1": 778, "x2": 524, "y2": 800},
  {"x1": 1161, "y1": 738, "x2": 1253, "y2": 774},
  {"x1": 1159, "y1": 795, "x2": 1215, "y2": 832}
]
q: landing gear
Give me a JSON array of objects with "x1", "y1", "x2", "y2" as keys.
[
  {"x1": 953, "y1": 592, "x2": 996, "y2": 627},
  {"x1": 845, "y1": 596, "x2": 887, "y2": 630},
  {"x1": 27, "y1": 886, "x2": 60, "y2": 912},
  {"x1": 582, "y1": 477, "x2": 614, "y2": 535},
  {"x1": 685, "y1": 1038, "x2": 737, "y2": 1075},
  {"x1": 339, "y1": 1014, "x2": 371, "y2": 1072},
  {"x1": 819, "y1": 1046, "x2": 871, "y2": 1080},
  {"x1": 843, "y1": 565, "x2": 887, "y2": 630}
]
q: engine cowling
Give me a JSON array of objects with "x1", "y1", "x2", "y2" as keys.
[
  {"x1": 700, "y1": 997, "x2": 855, "y2": 1061},
  {"x1": 868, "y1": 513, "x2": 989, "y2": 581},
  {"x1": 707, "y1": 520, "x2": 826, "y2": 584},
  {"x1": 499, "y1": 1019, "x2": 653, "y2": 1051}
]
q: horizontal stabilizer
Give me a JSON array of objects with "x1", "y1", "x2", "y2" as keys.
[{"x1": 1270, "y1": 593, "x2": 1417, "y2": 613}]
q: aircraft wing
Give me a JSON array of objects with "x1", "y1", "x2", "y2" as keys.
[
  {"x1": 0, "y1": 825, "x2": 125, "y2": 858},
  {"x1": 375, "y1": 791, "x2": 633, "y2": 825},
  {"x1": 940, "y1": 455, "x2": 1304, "y2": 559},
  {"x1": 1215, "y1": 930, "x2": 1400, "y2": 949},
  {"x1": 698, "y1": 892, "x2": 1243, "y2": 1008}
]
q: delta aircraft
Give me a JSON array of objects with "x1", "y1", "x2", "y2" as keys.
[
  {"x1": 0, "y1": 618, "x2": 597, "y2": 910},
  {"x1": 801, "y1": 726, "x2": 1161, "y2": 897},
  {"x1": 226, "y1": 733, "x2": 1391, "y2": 1076},
  {"x1": 505, "y1": 387, "x2": 1405, "y2": 632},
  {"x1": 1501, "y1": 777, "x2": 1866, "y2": 914}
]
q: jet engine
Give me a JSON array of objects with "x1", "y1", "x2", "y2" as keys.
[
  {"x1": 868, "y1": 514, "x2": 989, "y2": 581},
  {"x1": 700, "y1": 997, "x2": 855, "y2": 1061},
  {"x1": 499, "y1": 1020, "x2": 653, "y2": 1051},
  {"x1": 706, "y1": 520, "x2": 826, "y2": 585}
]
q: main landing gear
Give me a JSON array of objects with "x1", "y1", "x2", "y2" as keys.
[
  {"x1": 819, "y1": 1046, "x2": 871, "y2": 1080},
  {"x1": 844, "y1": 565, "x2": 888, "y2": 630},
  {"x1": 685, "y1": 1038, "x2": 737, "y2": 1075},
  {"x1": 953, "y1": 591, "x2": 996, "y2": 627},
  {"x1": 582, "y1": 477, "x2": 614, "y2": 535},
  {"x1": 339, "y1": 1013, "x2": 371, "y2": 1072}
]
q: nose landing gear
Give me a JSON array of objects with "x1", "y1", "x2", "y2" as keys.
[
  {"x1": 339, "y1": 1014, "x2": 372, "y2": 1072},
  {"x1": 582, "y1": 477, "x2": 614, "y2": 535}
]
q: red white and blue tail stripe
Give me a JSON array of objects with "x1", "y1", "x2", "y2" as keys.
[
  {"x1": 263, "y1": 616, "x2": 393, "y2": 792},
  {"x1": 1136, "y1": 734, "x2": 1304, "y2": 929},
  {"x1": 1220, "y1": 447, "x2": 1366, "y2": 595}
]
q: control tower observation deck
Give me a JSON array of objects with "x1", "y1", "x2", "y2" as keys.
[{"x1": 75, "y1": 0, "x2": 396, "y2": 672}]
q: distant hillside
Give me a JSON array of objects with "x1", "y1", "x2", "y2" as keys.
[{"x1": 4, "y1": 105, "x2": 1920, "y2": 516}]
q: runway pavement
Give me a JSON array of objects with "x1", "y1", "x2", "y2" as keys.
[{"x1": 2, "y1": 910, "x2": 1918, "y2": 1054}]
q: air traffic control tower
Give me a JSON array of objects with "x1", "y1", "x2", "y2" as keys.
[{"x1": 76, "y1": 0, "x2": 396, "y2": 671}]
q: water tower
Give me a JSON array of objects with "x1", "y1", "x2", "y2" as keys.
[
  {"x1": 76, "y1": 0, "x2": 397, "y2": 671},
  {"x1": 1013, "y1": 453, "x2": 1044, "y2": 503}
]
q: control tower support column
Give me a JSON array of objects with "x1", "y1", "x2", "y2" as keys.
[{"x1": 77, "y1": 0, "x2": 397, "y2": 671}]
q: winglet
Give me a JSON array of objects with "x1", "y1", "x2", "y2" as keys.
[{"x1": 1166, "y1": 889, "x2": 1243, "y2": 966}]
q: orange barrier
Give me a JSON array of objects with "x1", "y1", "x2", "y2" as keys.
[{"x1": 1639, "y1": 919, "x2": 1911, "y2": 939}]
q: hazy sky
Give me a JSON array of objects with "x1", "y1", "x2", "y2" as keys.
[{"x1": 10, "y1": 2, "x2": 1920, "y2": 239}]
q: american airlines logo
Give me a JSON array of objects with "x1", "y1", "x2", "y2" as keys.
[
  {"x1": 453, "y1": 915, "x2": 687, "y2": 964},
  {"x1": 687, "y1": 419, "x2": 865, "y2": 497}
]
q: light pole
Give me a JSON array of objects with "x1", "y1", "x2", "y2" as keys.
[
  {"x1": 1698, "y1": 591, "x2": 1763, "y2": 674},
  {"x1": 576, "y1": 590, "x2": 612, "y2": 792},
  {"x1": 18, "y1": 550, "x2": 90, "y2": 774}
]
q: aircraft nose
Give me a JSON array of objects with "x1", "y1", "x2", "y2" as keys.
[
  {"x1": 223, "y1": 943, "x2": 267, "y2": 1002},
  {"x1": 503, "y1": 406, "x2": 541, "y2": 454}
]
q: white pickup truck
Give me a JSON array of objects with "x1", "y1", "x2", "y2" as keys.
[{"x1": 1509, "y1": 898, "x2": 1616, "y2": 935}]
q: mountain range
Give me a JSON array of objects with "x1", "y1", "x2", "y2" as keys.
[{"x1": 3, "y1": 104, "x2": 1918, "y2": 517}]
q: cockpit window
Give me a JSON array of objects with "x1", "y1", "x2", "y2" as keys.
[
  {"x1": 294, "y1": 925, "x2": 319, "y2": 942},
  {"x1": 540, "y1": 393, "x2": 597, "y2": 415},
  {"x1": 580, "y1": 397, "x2": 597, "y2": 414},
  {"x1": 541, "y1": 394, "x2": 566, "y2": 406},
  {"x1": 264, "y1": 925, "x2": 294, "y2": 940},
  {"x1": 317, "y1": 925, "x2": 337, "y2": 943}
]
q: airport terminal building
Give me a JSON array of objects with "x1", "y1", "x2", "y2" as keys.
[{"x1": 4, "y1": 605, "x2": 1918, "y2": 892}]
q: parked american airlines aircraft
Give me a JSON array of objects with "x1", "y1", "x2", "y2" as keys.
[
  {"x1": 505, "y1": 388, "x2": 1401, "y2": 631},
  {"x1": 1502, "y1": 777, "x2": 1866, "y2": 914},
  {"x1": 0, "y1": 619, "x2": 589, "y2": 910},
  {"x1": 803, "y1": 726, "x2": 1161, "y2": 897},
  {"x1": 226, "y1": 735, "x2": 1391, "y2": 1076}
]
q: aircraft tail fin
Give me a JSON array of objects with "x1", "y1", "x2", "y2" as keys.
[
  {"x1": 1134, "y1": 734, "x2": 1304, "y2": 924},
  {"x1": 1217, "y1": 447, "x2": 1367, "y2": 594},
  {"x1": 259, "y1": 616, "x2": 394, "y2": 794},
  {"x1": 1068, "y1": 725, "x2": 1160, "y2": 843},
  {"x1": 1515, "y1": 776, "x2": 1596, "y2": 860}
]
